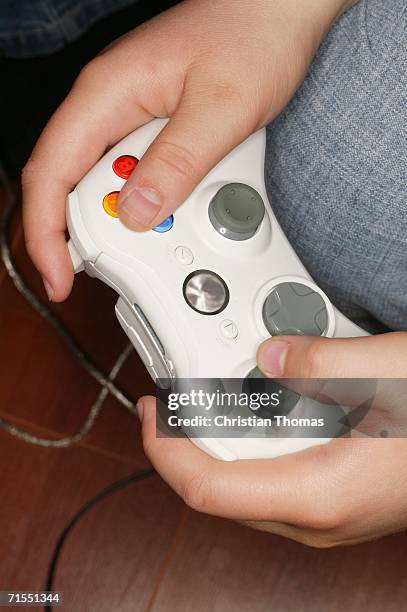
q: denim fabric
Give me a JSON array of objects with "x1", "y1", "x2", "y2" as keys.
[
  {"x1": 265, "y1": 0, "x2": 406, "y2": 333},
  {"x1": 0, "y1": 0, "x2": 137, "y2": 58}
]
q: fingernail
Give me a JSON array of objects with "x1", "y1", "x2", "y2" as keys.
[
  {"x1": 120, "y1": 187, "x2": 161, "y2": 226},
  {"x1": 136, "y1": 400, "x2": 144, "y2": 422},
  {"x1": 43, "y1": 278, "x2": 54, "y2": 302},
  {"x1": 258, "y1": 340, "x2": 290, "y2": 377}
]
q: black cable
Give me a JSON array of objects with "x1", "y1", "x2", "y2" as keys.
[{"x1": 44, "y1": 468, "x2": 156, "y2": 611}]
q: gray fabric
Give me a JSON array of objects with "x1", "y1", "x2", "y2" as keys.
[{"x1": 265, "y1": 0, "x2": 406, "y2": 333}]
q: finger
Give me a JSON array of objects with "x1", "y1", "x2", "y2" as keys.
[
  {"x1": 138, "y1": 395, "x2": 357, "y2": 525},
  {"x1": 237, "y1": 519, "x2": 340, "y2": 548},
  {"x1": 117, "y1": 75, "x2": 256, "y2": 230},
  {"x1": 22, "y1": 59, "x2": 151, "y2": 301},
  {"x1": 256, "y1": 332, "x2": 407, "y2": 379}
]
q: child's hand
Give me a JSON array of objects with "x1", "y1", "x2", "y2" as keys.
[
  {"x1": 22, "y1": 0, "x2": 355, "y2": 301},
  {"x1": 138, "y1": 332, "x2": 407, "y2": 547}
]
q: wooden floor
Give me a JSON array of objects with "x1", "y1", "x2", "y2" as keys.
[{"x1": 1, "y1": 188, "x2": 407, "y2": 612}]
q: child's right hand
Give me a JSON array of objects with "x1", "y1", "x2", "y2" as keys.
[{"x1": 22, "y1": 0, "x2": 356, "y2": 302}]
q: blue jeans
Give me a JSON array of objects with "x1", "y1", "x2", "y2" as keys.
[
  {"x1": 265, "y1": 0, "x2": 407, "y2": 333},
  {"x1": 0, "y1": 0, "x2": 137, "y2": 57}
]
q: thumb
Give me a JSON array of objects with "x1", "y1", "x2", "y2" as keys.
[
  {"x1": 256, "y1": 332, "x2": 407, "y2": 378},
  {"x1": 117, "y1": 84, "x2": 254, "y2": 230}
]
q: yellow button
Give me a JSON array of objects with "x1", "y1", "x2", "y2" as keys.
[{"x1": 103, "y1": 191, "x2": 120, "y2": 217}]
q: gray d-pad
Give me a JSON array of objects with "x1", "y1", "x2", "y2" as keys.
[{"x1": 262, "y1": 282, "x2": 328, "y2": 336}]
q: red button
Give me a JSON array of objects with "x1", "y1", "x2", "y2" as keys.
[{"x1": 112, "y1": 155, "x2": 138, "y2": 179}]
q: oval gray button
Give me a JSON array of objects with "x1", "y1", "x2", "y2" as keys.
[
  {"x1": 262, "y1": 282, "x2": 328, "y2": 336},
  {"x1": 183, "y1": 270, "x2": 229, "y2": 315},
  {"x1": 209, "y1": 183, "x2": 265, "y2": 240}
]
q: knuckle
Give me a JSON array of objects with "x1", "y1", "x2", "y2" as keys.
[
  {"x1": 195, "y1": 81, "x2": 249, "y2": 122},
  {"x1": 141, "y1": 433, "x2": 156, "y2": 461},
  {"x1": 182, "y1": 470, "x2": 212, "y2": 513},
  {"x1": 190, "y1": 54, "x2": 247, "y2": 105},
  {"x1": 206, "y1": 81, "x2": 246, "y2": 109},
  {"x1": 301, "y1": 339, "x2": 327, "y2": 378},
  {"x1": 74, "y1": 56, "x2": 106, "y2": 89},
  {"x1": 24, "y1": 237, "x2": 37, "y2": 260},
  {"x1": 149, "y1": 140, "x2": 199, "y2": 181},
  {"x1": 21, "y1": 158, "x2": 39, "y2": 187},
  {"x1": 74, "y1": 62, "x2": 93, "y2": 89},
  {"x1": 303, "y1": 502, "x2": 346, "y2": 532}
]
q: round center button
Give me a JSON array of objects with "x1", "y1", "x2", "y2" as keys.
[
  {"x1": 183, "y1": 270, "x2": 229, "y2": 315},
  {"x1": 209, "y1": 183, "x2": 265, "y2": 240}
]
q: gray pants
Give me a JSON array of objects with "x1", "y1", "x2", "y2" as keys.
[{"x1": 265, "y1": 0, "x2": 406, "y2": 333}]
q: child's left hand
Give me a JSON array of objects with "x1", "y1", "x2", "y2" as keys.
[{"x1": 137, "y1": 331, "x2": 407, "y2": 547}]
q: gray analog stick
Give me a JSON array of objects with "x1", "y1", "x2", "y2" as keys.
[
  {"x1": 209, "y1": 183, "x2": 265, "y2": 240},
  {"x1": 243, "y1": 367, "x2": 301, "y2": 419},
  {"x1": 262, "y1": 282, "x2": 328, "y2": 336}
]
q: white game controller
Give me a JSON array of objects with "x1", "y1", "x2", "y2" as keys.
[{"x1": 67, "y1": 118, "x2": 368, "y2": 461}]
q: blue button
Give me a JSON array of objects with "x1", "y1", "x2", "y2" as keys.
[{"x1": 153, "y1": 215, "x2": 174, "y2": 233}]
